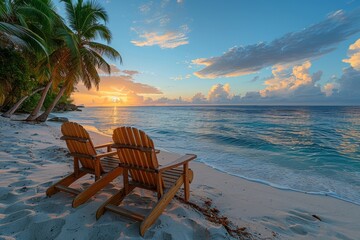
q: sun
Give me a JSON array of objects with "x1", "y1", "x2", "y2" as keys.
[{"x1": 111, "y1": 97, "x2": 120, "y2": 103}]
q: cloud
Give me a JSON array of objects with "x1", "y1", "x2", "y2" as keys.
[
  {"x1": 145, "y1": 96, "x2": 186, "y2": 105},
  {"x1": 72, "y1": 71, "x2": 162, "y2": 106},
  {"x1": 97, "y1": 66, "x2": 139, "y2": 77},
  {"x1": 161, "y1": 0, "x2": 170, "y2": 8},
  {"x1": 343, "y1": 38, "x2": 360, "y2": 70},
  {"x1": 331, "y1": 67, "x2": 360, "y2": 101},
  {"x1": 259, "y1": 61, "x2": 322, "y2": 98},
  {"x1": 124, "y1": 62, "x2": 360, "y2": 105},
  {"x1": 122, "y1": 70, "x2": 139, "y2": 76},
  {"x1": 208, "y1": 83, "x2": 232, "y2": 103},
  {"x1": 240, "y1": 56, "x2": 360, "y2": 104},
  {"x1": 139, "y1": 2, "x2": 152, "y2": 13},
  {"x1": 97, "y1": 64, "x2": 121, "y2": 75},
  {"x1": 170, "y1": 74, "x2": 191, "y2": 81},
  {"x1": 193, "y1": 9, "x2": 360, "y2": 79},
  {"x1": 131, "y1": 29, "x2": 189, "y2": 49},
  {"x1": 159, "y1": 16, "x2": 170, "y2": 26},
  {"x1": 132, "y1": 0, "x2": 190, "y2": 49},
  {"x1": 125, "y1": 91, "x2": 145, "y2": 105},
  {"x1": 323, "y1": 82, "x2": 339, "y2": 96},
  {"x1": 143, "y1": 15, "x2": 170, "y2": 25},
  {"x1": 191, "y1": 93, "x2": 207, "y2": 104},
  {"x1": 93, "y1": 75, "x2": 162, "y2": 94}
]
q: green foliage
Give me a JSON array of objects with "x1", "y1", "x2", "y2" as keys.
[
  {"x1": 0, "y1": 47, "x2": 34, "y2": 107},
  {"x1": 19, "y1": 89, "x2": 73, "y2": 113},
  {"x1": 0, "y1": 0, "x2": 120, "y2": 118},
  {"x1": 21, "y1": 92, "x2": 41, "y2": 112},
  {"x1": 43, "y1": 89, "x2": 71, "y2": 108}
]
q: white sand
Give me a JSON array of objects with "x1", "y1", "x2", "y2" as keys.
[{"x1": 0, "y1": 116, "x2": 359, "y2": 240}]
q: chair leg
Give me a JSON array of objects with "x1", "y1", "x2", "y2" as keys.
[
  {"x1": 140, "y1": 175, "x2": 184, "y2": 236},
  {"x1": 46, "y1": 171, "x2": 87, "y2": 197},
  {"x1": 184, "y1": 169, "x2": 194, "y2": 202},
  {"x1": 72, "y1": 167, "x2": 123, "y2": 208},
  {"x1": 96, "y1": 185, "x2": 135, "y2": 219}
]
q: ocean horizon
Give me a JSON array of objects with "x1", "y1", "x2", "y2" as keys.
[{"x1": 59, "y1": 105, "x2": 360, "y2": 205}]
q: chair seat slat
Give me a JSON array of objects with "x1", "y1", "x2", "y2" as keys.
[
  {"x1": 105, "y1": 205, "x2": 145, "y2": 222},
  {"x1": 55, "y1": 185, "x2": 81, "y2": 195},
  {"x1": 60, "y1": 135, "x2": 89, "y2": 143}
]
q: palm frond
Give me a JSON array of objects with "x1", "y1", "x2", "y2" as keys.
[
  {"x1": 0, "y1": 21, "x2": 47, "y2": 54},
  {"x1": 84, "y1": 46, "x2": 111, "y2": 74},
  {"x1": 82, "y1": 23, "x2": 111, "y2": 42},
  {"x1": 86, "y1": 41, "x2": 122, "y2": 63}
]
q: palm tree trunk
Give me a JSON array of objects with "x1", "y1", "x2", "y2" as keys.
[
  {"x1": 26, "y1": 79, "x2": 52, "y2": 121},
  {"x1": 35, "y1": 84, "x2": 66, "y2": 122},
  {"x1": 1, "y1": 87, "x2": 45, "y2": 118}
]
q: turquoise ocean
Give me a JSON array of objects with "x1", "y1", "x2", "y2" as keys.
[{"x1": 60, "y1": 106, "x2": 360, "y2": 205}]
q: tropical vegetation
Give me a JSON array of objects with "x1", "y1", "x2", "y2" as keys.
[{"x1": 0, "y1": 0, "x2": 121, "y2": 121}]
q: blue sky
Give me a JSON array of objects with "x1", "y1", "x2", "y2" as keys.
[{"x1": 68, "y1": 0, "x2": 360, "y2": 105}]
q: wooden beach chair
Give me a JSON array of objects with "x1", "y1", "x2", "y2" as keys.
[
  {"x1": 96, "y1": 127, "x2": 196, "y2": 236},
  {"x1": 46, "y1": 122, "x2": 123, "y2": 207}
]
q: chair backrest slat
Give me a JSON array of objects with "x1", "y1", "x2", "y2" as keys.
[
  {"x1": 113, "y1": 127, "x2": 159, "y2": 188},
  {"x1": 61, "y1": 122, "x2": 101, "y2": 172}
]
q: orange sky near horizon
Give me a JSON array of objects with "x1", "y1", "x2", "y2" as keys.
[{"x1": 71, "y1": 66, "x2": 164, "y2": 106}]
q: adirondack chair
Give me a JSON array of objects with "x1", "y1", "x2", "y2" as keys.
[
  {"x1": 46, "y1": 122, "x2": 123, "y2": 207},
  {"x1": 96, "y1": 126, "x2": 196, "y2": 236}
]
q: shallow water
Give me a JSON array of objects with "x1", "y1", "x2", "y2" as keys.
[{"x1": 60, "y1": 106, "x2": 360, "y2": 205}]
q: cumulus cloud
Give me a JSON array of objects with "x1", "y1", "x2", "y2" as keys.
[
  {"x1": 323, "y1": 82, "x2": 339, "y2": 97},
  {"x1": 259, "y1": 61, "x2": 323, "y2": 98},
  {"x1": 332, "y1": 67, "x2": 360, "y2": 101},
  {"x1": 208, "y1": 83, "x2": 232, "y2": 103},
  {"x1": 129, "y1": 62, "x2": 360, "y2": 105},
  {"x1": 343, "y1": 38, "x2": 360, "y2": 70},
  {"x1": 142, "y1": 83, "x2": 237, "y2": 105},
  {"x1": 131, "y1": 29, "x2": 189, "y2": 49},
  {"x1": 241, "y1": 56, "x2": 360, "y2": 104},
  {"x1": 191, "y1": 92, "x2": 207, "y2": 104},
  {"x1": 193, "y1": 9, "x2": 360, "y2": 79}
]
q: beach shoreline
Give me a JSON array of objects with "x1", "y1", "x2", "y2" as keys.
[{"x1": 1, "y1": 116, "x2": 360, "y2": 239}]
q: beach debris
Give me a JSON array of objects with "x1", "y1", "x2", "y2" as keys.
[
  {"x1": 48, "y1": 117, "x2": 69, "y2": 122},
  {"x1": 175, "y1": 195, "x2": 253, "y2": 239},
  {"x1": 53, "y1": 103, "x2": 82, "y2": 112},
  {"x1": 312, "y1": 214, "x2": 322, "y2": 221}
]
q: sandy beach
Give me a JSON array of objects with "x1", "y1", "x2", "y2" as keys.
[{"x1": 0, "y1": 116, "x2": 360, "y2": 240}]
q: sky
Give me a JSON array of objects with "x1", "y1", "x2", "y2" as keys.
[{"x1": 67, "y1": 0, "x2": 360, "y2": 106}]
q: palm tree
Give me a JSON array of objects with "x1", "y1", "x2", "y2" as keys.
[
  {"x1": 0, "y1": 0, "x2": 56, "y2": 54},
  {"x1": 0, "y1": 0, "x2": 60, "y2": 117},
  {"x1": 35, "y1": 0, "x2": 121, "y2": 122}
]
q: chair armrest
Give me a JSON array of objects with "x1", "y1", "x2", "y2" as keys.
[
  {"x1": 94, "y1": 142, "x2": 114, "y2": 149},
  {"x1": 157, "y1": 154, "x2": 196, "y2": 173},
  {"x1": 96, "y1": 151, "x2": 117, "y2": 159}
]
